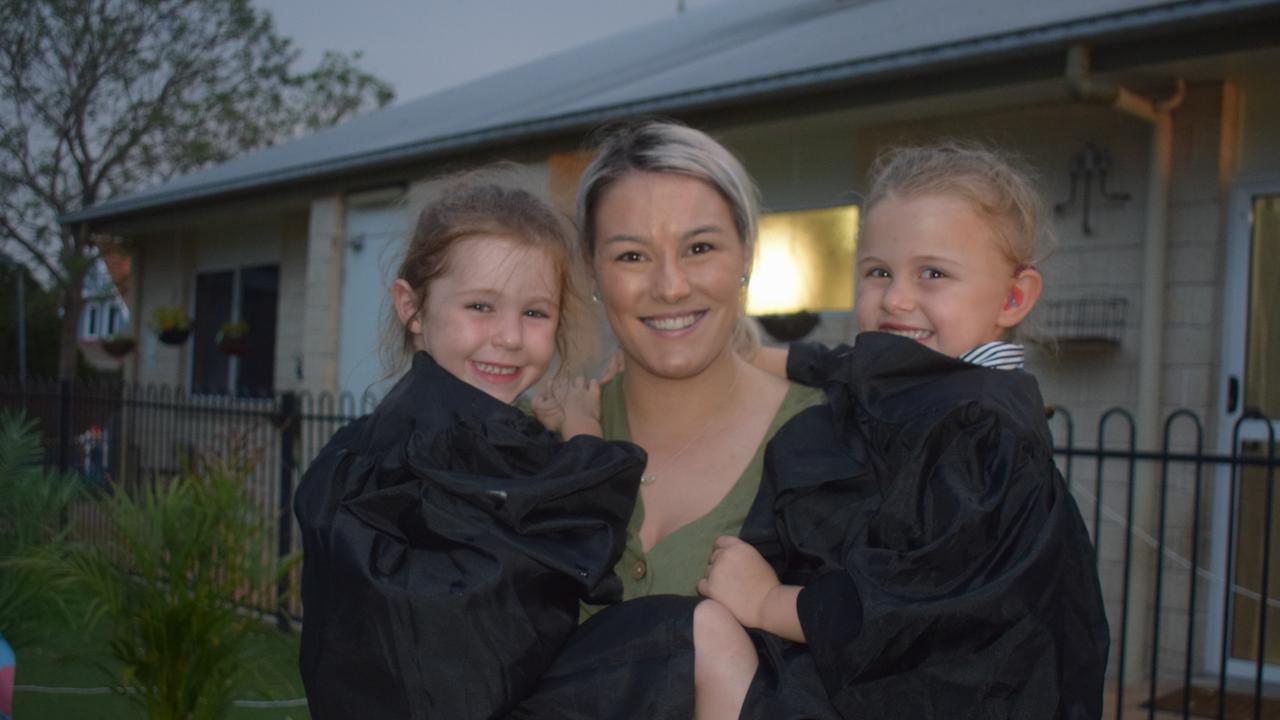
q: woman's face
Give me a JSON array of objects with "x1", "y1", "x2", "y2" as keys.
[{"x1": 592, "y1": 171, "x2": 751, "y2": 380}]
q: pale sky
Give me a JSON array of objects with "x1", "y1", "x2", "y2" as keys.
[{"x1": 256, "y1": 0, "x2": 726, "y2": 105}]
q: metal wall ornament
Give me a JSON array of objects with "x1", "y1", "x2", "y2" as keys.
[{"x1": 1054, "y1": 142, "x2": 1132, "y2": 235}]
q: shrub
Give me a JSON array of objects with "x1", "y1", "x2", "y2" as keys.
[
  {"x1": 29, "y1": 450, "x2": 293, "y2": 719},
  {"x1": 0, "y1": 411, "x2": 83, "y2": 651}
]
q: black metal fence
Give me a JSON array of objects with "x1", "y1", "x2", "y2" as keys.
[
  {"x1": 0, "y1": 377, "x2": 373, "y2": 621},
  {"x1": 3, "y1": 377, "x2": 1280, "y2": 717},
  {"x1": 1049, "y1": 405, "x2": 1280, "y2": 719}
]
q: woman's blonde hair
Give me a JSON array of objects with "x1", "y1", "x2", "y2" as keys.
[
  {"x1": 577, "y1": 120, "x2": 761, "y2": 356},
  {"x1": 381, "y1": 167, "x2": 594, "y2": 380}
]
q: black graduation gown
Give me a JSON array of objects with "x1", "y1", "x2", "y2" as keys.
[
  {"x1": 294, "y1": 352, "x2": 645, "y2": 720},
  {"x1": 739, "y1": 332, "x2": 1109, "y2": 719},
  {"x1": 512, "y1": 333, "x2": 1107, "y2": 720}
]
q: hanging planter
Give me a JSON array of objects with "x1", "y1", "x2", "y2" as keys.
[
  {"x1": 216, "y1": 320, "x2": 251, "y2": 356},
  {"x1": 153, "y1": 306, "x2": 192, "y2": 346},
  {"x1": 101, "y1": 334, "x2": 137, "y2": 357}
]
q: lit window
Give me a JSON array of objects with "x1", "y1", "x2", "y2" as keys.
[{"x1": 747, "y1": 205, "x2": 858, "y2": 315}]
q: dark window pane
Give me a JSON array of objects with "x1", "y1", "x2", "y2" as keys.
[
  {"x1": 237, "y1": 265, "x2": 278, "y2": 398},
  {"x1": 192, "y1": 271, "x2": 233, "y2": 395}
]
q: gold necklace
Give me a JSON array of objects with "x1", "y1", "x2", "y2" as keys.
[{"x1": 636, "y1": 370, "x2": 740, "y2": 485}]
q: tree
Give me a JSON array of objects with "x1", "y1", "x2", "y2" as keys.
[{"x1": 0, "y1": 0, "x2": 395, "y2": 379}]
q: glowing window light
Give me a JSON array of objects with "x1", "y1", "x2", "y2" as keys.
[{"x1": 746, "y1": 205, "x2": 858, "y2": 315}]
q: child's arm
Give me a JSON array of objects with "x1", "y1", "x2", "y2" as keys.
[
  {"x1": 531, "y1": 375, "x2": 603, "y2": 439},
  {"x1": 697, "y1": 535, "x2": 806, "y2": 643}
]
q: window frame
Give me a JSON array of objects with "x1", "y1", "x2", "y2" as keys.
[{"x1": 188, "y1": 264, "x2": 279, "y2": 399}]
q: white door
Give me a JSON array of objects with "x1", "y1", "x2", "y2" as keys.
[
  {"x1": 1210, "y1": 182, "x2": 1280, "y2": 678},
  {"x1": 338, "y1": 191, "x2": 408, "y2": 409}
]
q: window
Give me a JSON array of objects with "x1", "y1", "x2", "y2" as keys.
[
  {"x1": 84, "y1": 304, "x2": 99, "y2": 338},
  {"x1": 746, "y1": 205, "x2": 859, "y2": 315},
  {"x1": 106, "y1": 305, "x2": 122, "y2": 336},
  {"x1": 191, "y1": 265, "x2": 279, "y2": 397}
]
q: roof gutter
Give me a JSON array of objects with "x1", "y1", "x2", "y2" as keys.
[{"x1": 62, "y1": 0, "x2": 1275, "y2": 226}]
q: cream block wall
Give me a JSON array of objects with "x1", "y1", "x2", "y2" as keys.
[
  {"x1": 300, "y1": 196, "x2": 344, "y2": 397},
  {"x1": 133, "y1": 234, "x2": 192, "y2": 387}
]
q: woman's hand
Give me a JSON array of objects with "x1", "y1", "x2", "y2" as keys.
[{"x1": 698, "y1": 536, "x2": 805, "y2": 642}]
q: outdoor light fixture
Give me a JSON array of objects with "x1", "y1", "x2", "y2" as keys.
[{"x1": 746, "y1": 205, "x2": 857, "y2": 343}]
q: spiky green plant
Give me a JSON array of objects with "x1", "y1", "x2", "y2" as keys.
[
  {"x1": 29, "y1": 451, "x2": 295, "y2": 720},
  {"x1": 0, "y1": 410, "x2": 83, "y2": 651}
]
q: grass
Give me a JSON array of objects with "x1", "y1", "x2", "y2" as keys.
[{"x1": 12, "y1": 616, "x2": 309, "y2": 720}]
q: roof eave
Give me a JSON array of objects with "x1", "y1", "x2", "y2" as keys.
[{"x1": 61, "y1": 0, "x2": 1280, "y2": 228}]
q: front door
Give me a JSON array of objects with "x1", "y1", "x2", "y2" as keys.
[{"x1": 1214, "y1": 185, "x2": 1280, "y2": 678}]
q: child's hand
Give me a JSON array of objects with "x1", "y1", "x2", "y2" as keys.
[
  {"x1": 697, "y1": 536, "x2": 779, "y2": 630},
  {"x1": 532, "y1": 375, "x2": 603, "y2": 439},
  {"x1": 530, "y1": 386, "x2": 567, "y2": 433},
  {"x1": 699, "y1": 536, "x2": 806, "y2": 643}
]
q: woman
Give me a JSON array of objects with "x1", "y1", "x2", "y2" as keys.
[{"x1": 512, "y1": 122, "x2": 1106, "y2": 720}]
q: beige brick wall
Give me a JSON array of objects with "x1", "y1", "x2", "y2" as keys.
[
  {"x1": 133, "y1": 232, "x2": 193, "y2": 387},
  {"x1": 300, "y1": 196, "x2": 344, "y2": 396}
]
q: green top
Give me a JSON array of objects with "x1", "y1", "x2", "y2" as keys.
[{"x1": 582, "y1": 376, "x2": 824, "y2": 619}]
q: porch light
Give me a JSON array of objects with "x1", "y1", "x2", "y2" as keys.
[{"x1": 746, "y1": 205, "x2": 858, "y2": 341}]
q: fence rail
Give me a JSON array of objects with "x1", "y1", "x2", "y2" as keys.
[{"x1": 3, "y1": 377, "x2": 1279, "y2": 718}]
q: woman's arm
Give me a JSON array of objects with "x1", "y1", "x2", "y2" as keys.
[{"x1": 750, "y1": 345, "x2": 790, "y2": 379}]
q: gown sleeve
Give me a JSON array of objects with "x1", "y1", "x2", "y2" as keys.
[
  {"x1": 294, "y1": 354, "x2": 644, "y2": 720},
  {"x1": 750, "y1": 333, "x2": 1109, "y2": 719}
]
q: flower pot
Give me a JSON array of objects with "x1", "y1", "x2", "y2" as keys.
[
  {"x1": 158, "y1": 328, "x2": 191, "y2": 345},
  {"x1": 101, "y1": 337, "x2": 137, "y2": 357}
]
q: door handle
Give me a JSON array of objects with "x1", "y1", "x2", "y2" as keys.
[{"x1": 1228, "y1": 376, "x2": 1240, "y2": 414}]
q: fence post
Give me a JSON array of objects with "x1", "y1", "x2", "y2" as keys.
[
  {"x1": 276, "y1": 391, "x2": 300, "y2": 632},
  {"x1": 58, "y1": 379, "x2": 72, "y2": 472}
]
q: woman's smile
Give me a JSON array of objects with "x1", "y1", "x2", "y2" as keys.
[{"x1": 642, "y1": 310, "x2": 707, "y2": 334}]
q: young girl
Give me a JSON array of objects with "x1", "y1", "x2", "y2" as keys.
[
  {"x1": 293, "y1": 176, "x2": 648, "y2": 720},
  {"x1": 702, "y1": 141, "x2": 1050, "y2": 635},
  {"x1": 714, "y1": 142, "x2": 1107, "y2": 718},
  {"x1": 545, "y1": 142, "x2": 1109, "y2": 718}
]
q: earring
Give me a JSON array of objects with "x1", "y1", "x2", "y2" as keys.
[
  {"x1": 591, "y1": 290, "x2": 600, "y2": 303},
  {"x1": 740, "y1": 275, "x2": 749, "y2": 288}
]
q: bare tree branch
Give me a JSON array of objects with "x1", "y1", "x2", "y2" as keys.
[{"x1": 1, "y1": 0, "x2": 394, "y2": 378}]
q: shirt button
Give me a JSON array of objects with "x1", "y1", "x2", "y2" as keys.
[{"x1": 631, "y1": 560, "x2": 647, "y2": 580}]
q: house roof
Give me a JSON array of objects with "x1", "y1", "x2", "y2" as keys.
[{"x1": 64, "y1": 0, "x2": 1280, "y2": 226}]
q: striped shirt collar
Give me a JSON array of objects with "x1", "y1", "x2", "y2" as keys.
[{"x1": 959, "y1": 341, "x2": 1025, "y2": 370}]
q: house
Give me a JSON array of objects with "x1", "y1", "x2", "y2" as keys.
[
  {"x1": 62, "y1": 0, "x2": 1280, "y2": 702},
  {"x1": 76, "y1": 256, "x2": 133, "y2": 372}
]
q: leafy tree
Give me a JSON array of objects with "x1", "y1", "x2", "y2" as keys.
[{"x1": 0, "y1": 0, "x2": 395, "y2": 379}]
